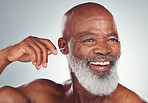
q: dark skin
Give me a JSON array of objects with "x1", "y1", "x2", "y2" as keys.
[{"x1": 0, "y1": 3, "x2": 146, "y2": 103}]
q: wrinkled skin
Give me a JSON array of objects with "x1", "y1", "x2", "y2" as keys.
[{"x1": 0, "y1": 2, "x2": 146, "y2": 103}]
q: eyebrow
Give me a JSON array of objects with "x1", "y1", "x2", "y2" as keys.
[
  {"x1": 107, "y1": 33, "x2": 118, "y2": 37},
  {"x1": 77, "y1": 32, "x2": 96, "y2": 38}
]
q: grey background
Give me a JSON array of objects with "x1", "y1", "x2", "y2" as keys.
[{"x1": 0, "y1": 0, "x2": 148, "y2": 101}]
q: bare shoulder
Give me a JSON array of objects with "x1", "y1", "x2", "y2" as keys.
[
  {"x1": 18, "y1": 79, "x2": 65, "y2": 103},
  {"x1": 0, "y1": 86, "x2": 28, "y2": 103},
  {"x1": 116, "y1": 84, "x2": 147, "y2": 103}
]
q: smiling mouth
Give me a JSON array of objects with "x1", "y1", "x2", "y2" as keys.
[
  {"x1": 89, "y1": 61, "x2": 110, "y2": 66},
  {"x1": 88, "y1": 60, "x2": 111, "y2": 71}
]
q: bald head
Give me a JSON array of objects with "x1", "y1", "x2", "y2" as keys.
[
  {"x1": 65, "y1": 2, "x2": 113, "y2": 18},
  {"x1": 61, "y1": 2, "x2": 116, "y2": 40}
]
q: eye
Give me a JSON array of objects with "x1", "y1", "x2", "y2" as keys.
[
  {"x1": 108, "y1": 38, "x2": 118, "y2": 42},
  {"x1": 83, "y1": 39, "x2": 94, "y2": 42}
]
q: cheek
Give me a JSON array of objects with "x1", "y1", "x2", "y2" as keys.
[
  {"x1": 111, "y1": 44, "x2": 121, "y2": 59},
  {"x1": 72, "y1": 44, "x2": 92, "y2": 59}
]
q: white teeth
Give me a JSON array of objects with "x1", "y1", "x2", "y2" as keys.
[{"x1": 90, "y1": 61, "x2": 110, "y2": 66}]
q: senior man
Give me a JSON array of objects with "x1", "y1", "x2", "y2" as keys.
[{"x1": 0, "y1": 2, "x2": 146, "y2": 103}]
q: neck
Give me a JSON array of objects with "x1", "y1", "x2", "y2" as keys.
[{"x1": 70, "y1": 72, "x2": 117, "y2": 103}]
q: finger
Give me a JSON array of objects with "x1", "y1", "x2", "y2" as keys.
[
  {"x1": 39, "y1": 39, "x2": 58, "y2": 55},
  {"x1": 22, "y1": 43, "x2": 37, "y2": 66},
  {"x1": 27, "y1": 41, "x2": 43, "y2": 69},
  {"x1": 29, "y1": 37, "x2": 49, "y2": 68},
  {"x1": 35, "y1": 40, "x2": 48, "y2": 68}
]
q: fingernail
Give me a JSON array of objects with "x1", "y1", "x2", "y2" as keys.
[
  {"x1": 38, "y1": 65, "x2": 41, "y2": 69},
  {"x1": 54, "y1": 50, "x2": 57, "y2": 55},
  {"x1": 44, "y1": 63, "x2": 47, "y2": 68},
  {"x1": 34, "y1": 62, "x2": 36, "y2": 65},
  {"x1": 48, "y1": 50, "x2": 51, "y2": 54}
]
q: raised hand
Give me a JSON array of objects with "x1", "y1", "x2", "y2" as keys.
[{"x1": 5, "y1": 36, "x2": 57, "y2": 70}]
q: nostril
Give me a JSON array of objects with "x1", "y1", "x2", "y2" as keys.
[
  {"x1": 96, "y1": 52, "x2": 110, "y2": 56},
  {"x1": 106, "y1": 52, "x2": 111, "y2": 56},
  {"x1": 96, "y1": 52, "x2": 104, "y2": 55}
]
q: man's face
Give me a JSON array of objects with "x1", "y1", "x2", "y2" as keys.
[
  {"x1": 66, "y1": 15, "x2": 120, "y2": 96},
  {"x1": 68, "y1": 15, "x2": 121, "y2": 75}
]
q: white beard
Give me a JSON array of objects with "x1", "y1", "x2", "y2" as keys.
[{"x1": 67, "y1": 54, "x2": 119, "y2": 96}]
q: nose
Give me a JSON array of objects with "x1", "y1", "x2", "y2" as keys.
[{"x1": 93, "y1": 42, "x2": 111, "y2": 56}]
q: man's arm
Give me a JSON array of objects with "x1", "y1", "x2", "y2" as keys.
[
  {"x1": 0, "y1": 36, "x2": 61, "y2": 103},
  {"x1": 0, "y1": 86, "x2": 29, "y2": 103},
  {"x1": 0, "y1": 48, "x2": 11, "y2": 74},
  {"x1": 0, "y1": 36, "x2": 57, "y2": 74}
]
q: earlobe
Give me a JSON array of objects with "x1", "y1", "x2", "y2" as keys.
[{"x1": 58, "y1": 38, "x2": 69, "y2": 55}]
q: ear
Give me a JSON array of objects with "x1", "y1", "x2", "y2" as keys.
[{"x1": 58, "y1": 38, "x2": 69, "y2": 55}]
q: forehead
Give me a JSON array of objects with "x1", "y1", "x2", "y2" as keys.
[
  {"x1": 72, "y1": 16, "x2": 117, "y2": 38},
  {"x1": 62, "y1": 3, "x2": 118, "y2": 40}
]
